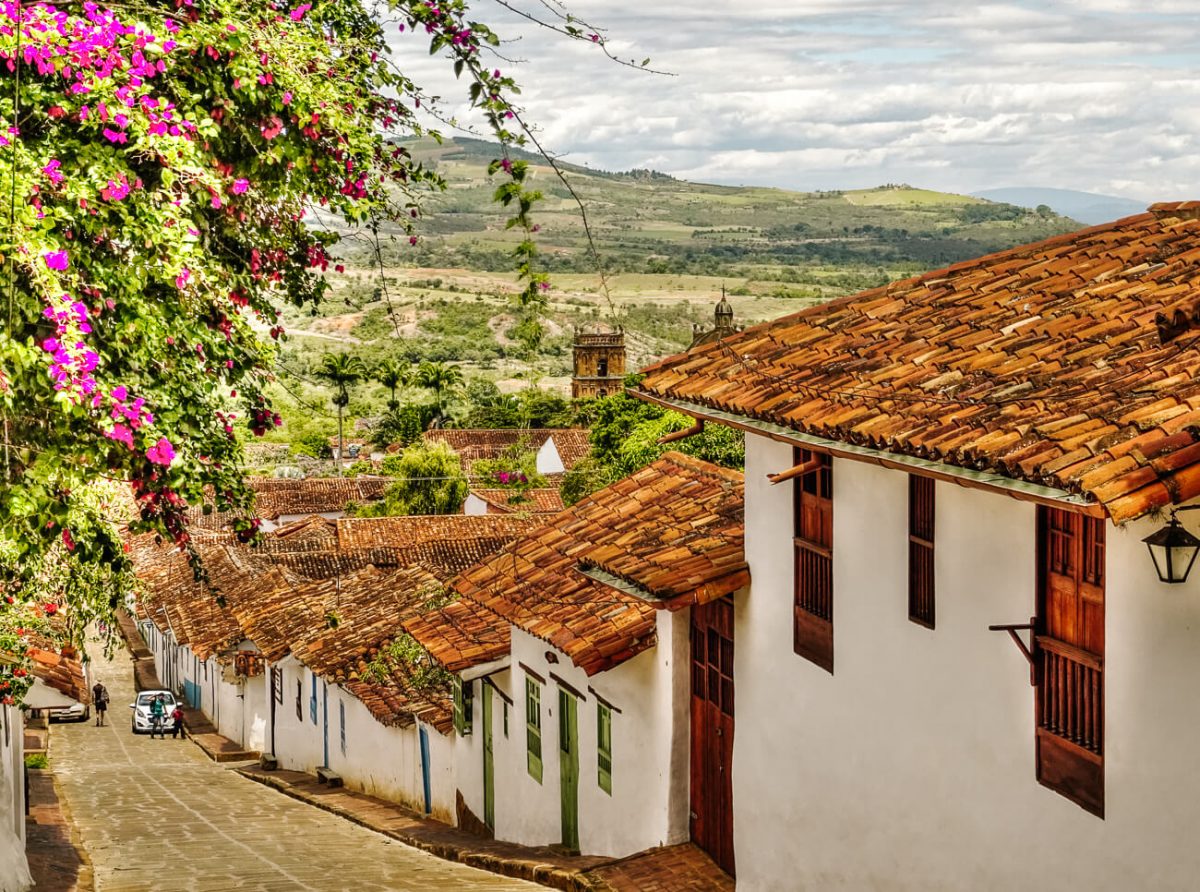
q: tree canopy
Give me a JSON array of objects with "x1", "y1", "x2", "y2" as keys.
[{"x1": 0, "y1": 0, "x2": 618, "y2": 669}]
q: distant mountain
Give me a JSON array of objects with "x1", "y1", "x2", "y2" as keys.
[{"x1": 971, "y1": 188, "x2": 1146, "y2": 226}]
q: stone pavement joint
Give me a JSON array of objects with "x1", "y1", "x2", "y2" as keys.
[{"x1": 236, "y1": 765, "x2": 612, "y2": 892}]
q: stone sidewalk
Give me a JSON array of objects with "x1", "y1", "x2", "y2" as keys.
[{"x1": 26, "y1": 767, "x2": 93, "y2": 892}]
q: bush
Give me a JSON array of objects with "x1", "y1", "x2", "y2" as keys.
[
  {"x1": 24, "y1": 753, "x2": 47, "y2": 770},
  {"x1": 291, "y1": 431, "x2": 332, "y2": 459}
]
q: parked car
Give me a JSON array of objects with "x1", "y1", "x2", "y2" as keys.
[
  {"x1": 129, "y1": 690, "x2": 178, "y2": 734},
  {"x1": 47, "y1": 702, "x2": 89, "y2": 723}
]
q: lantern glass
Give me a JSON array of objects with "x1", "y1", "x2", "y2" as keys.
[{"x1": 1143, "y1": 517, "x2": 1200, "y2": 584}]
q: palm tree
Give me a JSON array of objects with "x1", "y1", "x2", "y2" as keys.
[
  {"x1": 416, "y1": 360, "x2": 464, "y2": 419},
  {"x1": 375, "y1": 358, "x2": 411, "y2": 411},
  {"x1": 314, "y1": 353, "x2": 366, "y2": 474}
]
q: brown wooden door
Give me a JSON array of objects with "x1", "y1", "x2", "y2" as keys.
[
  {"x1": 794, "y1": 450, "x2": 834, "y2": 672},
  {"x1": 1036, "y1": 507, "x2": 1105, "y2": 817},
  {"x1": 691, "y1": 596, "x2": 735, "y2": 876}
]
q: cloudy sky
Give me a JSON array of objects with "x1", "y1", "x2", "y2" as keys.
[{"x1": 392, "y1": 1, "x2": 1200, "y2": 200}]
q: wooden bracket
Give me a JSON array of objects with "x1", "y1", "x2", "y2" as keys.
[
  {"x1": 767, "y1": 456, "x2": 824, "y2": 485},
  {"x1": 657, "y1": 419, "x2": 704, "y2": 445},
  {"x1": 988, "y1": 617, "x2": 1037, "y2": 686}
]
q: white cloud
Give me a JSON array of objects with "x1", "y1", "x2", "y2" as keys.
[{"x1": 388, "y1": 0, "x2": 1200, "y2": 201}]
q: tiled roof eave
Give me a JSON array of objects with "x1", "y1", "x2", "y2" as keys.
[{"x1": 632, "y1": 390, "x2": 1106, "y2": 518}]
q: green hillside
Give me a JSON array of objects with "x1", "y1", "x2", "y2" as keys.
[
  {"x1": 267, "y1": 139, "x2": 1083, "y2": 437},
  {"x1": 348, "y1": 137, "x2": 1080, "y2": 281}
]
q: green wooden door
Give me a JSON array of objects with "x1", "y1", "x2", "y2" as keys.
[
  {"x1": 482, "y1": 682, "x2": 495, "y2": 830},
  {"x1": 558, "y1": 689, "x2": 580, "y2": 851}
]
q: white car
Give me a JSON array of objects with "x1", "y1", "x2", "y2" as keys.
[
  {"x1": 48, "y1": 701, "x2": 89, "y2": 723},
  {"x1": 129, "y1": 690, "x2": 178, "y2": 734}
]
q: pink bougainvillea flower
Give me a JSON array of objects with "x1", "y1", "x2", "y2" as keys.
[
  {"x1": 146, "y1": 437, "x2": 176, "y2": 466},
  {"x1": 261, "y1": 116, "x2": 283, "y2": 140},
  {"x1": 106, "y1": 424, "x2": 134, "y2": 449},
  {"x1": 101, "y1": 128, "x2": 127, "y2": 144},
  {"x1": 42, "y1": 159, "x2": 63, "y2": 186},
  {"x1": 175, "y1": 269, "x2": 191, "y2": 289},
  {"x1": 282, "y1": 91, "x2": 293, "y2": 105},
  {"x1": 42, "y1": 250, "x2": 68, "y2": 271},
  {"x1": 231, "y1": 178, "x2": 249, "y2": 194},
  {"x1": 290, "y1": 3, "x2": 313, "y2": 21}
]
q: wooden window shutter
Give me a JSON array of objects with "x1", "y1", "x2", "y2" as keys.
[
  {"x1": 526, "y1": 676, "x2": 543, "y2": 783},
  {"x1": 597, "y1": 702, "x2": 613, "y2": 795},
  {"x1": 1035, "y1": 507, "x2": 1105, "y2": 817},
  {"x1": 793, "y1": 448, "x2": 834, "y2": 673},
  {"x1": 453, "y1": 677, "x2": 473, "y2": 737},
  {"x1": 908, "y1": 475, "x2": 935, "y2": 628}
]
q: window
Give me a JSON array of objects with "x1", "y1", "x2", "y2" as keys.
[
  {"x1": 503, "y1": 701, "x2": 509, "y2": 738},
  {"x1": 597, "y1": 702, "x2": 613, "y2": 794},
  {"x1": 908, "y1": 475, "x2": 935, "y2": 628},
  {"x1": 309, "y1": 673, "x2": 318, "y2": 725},
  {"x1": 793, "y1": 448, "x2": 834, "y2": 672},
  {"x1": 525, "y1": 676, "x2": 543, "y2": 783},
  {"x1": 453, "y1": 677, "x2": 474, "y2": 737},
  {"x1": 339, "y1": 700, "x2": 347, "y2": 756},
  {"x1": 1036, "y1": 507, "x2": 1106, "y2": 817},
  {"x1": 295, "y1": 679, "x2": 303, "y2": 722}
]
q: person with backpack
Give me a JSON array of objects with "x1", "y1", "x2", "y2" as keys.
[
  {"x1": 92, "y1": 681, "x2": 109, "y2": 727},
  {"x1": 149, "y1": 694, "x2": 166, "y2": 738}
]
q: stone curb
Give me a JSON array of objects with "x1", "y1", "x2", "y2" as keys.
[{"x1": 235, "y1": 768, "x2": 612, "y2": 892}]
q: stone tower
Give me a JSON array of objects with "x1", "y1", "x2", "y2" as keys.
[
  {"x1": 571, "y1": 324, "x2": 626, "y2": 399},
  {"x1": 689, "y1": 287, "x2": 740, "y2": 349}
]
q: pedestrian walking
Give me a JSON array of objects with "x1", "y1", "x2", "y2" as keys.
[
  {"x1": 149, "y1": 694, "x2": 166, "y2": 738},
  {"x1": 92, "y1": 681, "x2": 109, "y2": 727},
  {"x1": 170, "y1": 705, "x2": 185, "y2": 739}
]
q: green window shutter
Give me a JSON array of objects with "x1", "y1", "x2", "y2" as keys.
[
  {"x1": 597, "y1": 702, "x2": 612, "y2": 795},
  {"x1": 453, "y1": 677, "x2": 468, "y2": 737},
  {"x1": 526, "y1": 677, "x2": 542, "y2": 783}
]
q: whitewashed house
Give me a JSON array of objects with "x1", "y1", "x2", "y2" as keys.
[
  {"x1": 406, "y1": 453, "x2": 747, "y2": 858},
  {"x1": 0, "y1": 701, "x2": 26, "y2": 892},
  {"x1": 631, "y1": 202, "x2": 1200, "y2": 888},
  {"x1": 131, "y1": 513, "x2": 536, "y2": 824},
  {"x1": 422, "y1": 428, "x2": 591, "y2": 479}
]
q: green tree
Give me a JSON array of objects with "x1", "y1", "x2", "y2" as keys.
[
  {"x1": 0, "y1": 0, "x2": 627, "y2": 686},
  {"x1": 355, "y1": 442, "x2": 468, "y2": 516},
  {"x1": 416, "y1": 361, "x2": 465, "y2": 419},
  {"x1": 314, "y1": 354, "x2": 366, "y2": 474},
  {"x1": 376, "y1": 359, "x2": 412, "y2": 411},
  {"x1": 371, "y1": 404, "x2": 427, "y2": 450}
]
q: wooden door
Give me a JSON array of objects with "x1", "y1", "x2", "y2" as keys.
[
  {"x1": 794, "y1": 450, "x2": 834, "y2": 672},
  {"x1": 1036, "y1": 507, "x2": 1105, "y2": 817},
  {"x1": 691, "y1": 596, "x2": 735, "y2": 876},
  {"x1": 558, "y1": 689, "x2": 580, "y2": 852},
  {"x1": 482, "y1": 683, "x2": 495, "y2": 831}
]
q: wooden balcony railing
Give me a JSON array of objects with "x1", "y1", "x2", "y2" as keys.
[{"x1": 1037, "y1": 636, "x2": 1103, "y2": 755}]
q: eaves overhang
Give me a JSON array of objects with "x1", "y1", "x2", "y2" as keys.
[{"x1": 631, "y1": 389, "x2": 1105, "y2": 518}]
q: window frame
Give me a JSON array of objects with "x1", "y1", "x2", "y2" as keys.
[
  {"x1": 793, "y1": 448, "x2": 834, "y2": 673},
  {"x1": 597, "y1": 702, "x2": 613, "y2": 795},
  {"x1": 908, "y1": 474, "x2": 936, "y2": 629},
  {"x1": 525, "y1": 676, "x2": 543, "y2": 783},
  {"x1": 453, "y1": 676, "x2": 474, "y2": 737}
]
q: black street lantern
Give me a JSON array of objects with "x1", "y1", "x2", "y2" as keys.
[{"x1": 1143, "y1": 514, "x2": 1200, "y2": 584}]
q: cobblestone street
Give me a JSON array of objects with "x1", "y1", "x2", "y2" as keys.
[{"x1": 49, "y1": 639, "x2": 538, "y2": 892}]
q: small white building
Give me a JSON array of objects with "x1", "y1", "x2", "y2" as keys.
[
  {"x1": 407, "y1": 453, "x2": 747, "y2": 858},
  {"x1": 633, "y1": 203, "x2": 1200, "y2": 888}
]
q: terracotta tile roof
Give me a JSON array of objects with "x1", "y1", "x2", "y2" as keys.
[
  {"x1": 468, "y1": 488, "x2": 565, "y2": 514},
  {"x1": 407, "y1": 453, "x2": 746, "y2": 676},
  {"x1": 403, "y1": 599, "x2": 511, "y2": 675},
  {"x1": 250, "y1": 476, "x2": 390, "y2": 519},
  {"x1": 635, "y1": 206, "x2": 1200, "y2": 523},
  {"x1": 422, "y1": 428, "x2": 591, "y2": 471},
  {"x1": 27, "y1": 647, "x2": 88, "y2": 704},
  {"x1": 344, "y1": 678, "x2": 454, "y2": 734}
]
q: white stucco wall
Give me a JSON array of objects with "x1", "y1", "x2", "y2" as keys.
[
  {"x1": 0, "y1": 705, "x2": 28, "y2": 892},
  {"x1": 736, "y1": 432, "x2": 1200, "y2": 891},
  {"x1": 270, "y1": 657, "x2": 326, "y2": 773},
  {"x1": 463, "y1": 494, "x2": 489, "y2": 516},
  {"x1": 535, "y1": 438, "x2": 565, "y2": 475},
  {"x1": 326, "y1": 688, "x2": 455, "y2": 823},
  {"x1": 463, "y1": 623, "x2": 689, "y2": 857}
]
